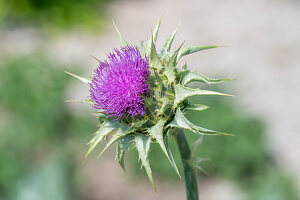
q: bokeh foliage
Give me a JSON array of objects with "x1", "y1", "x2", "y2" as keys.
[
  {"x1": 0, "y1": 55, "x2": 93, "y2": 200},
  {"x1": 0, "y1": 0, "x2": 108, "y2": 31}
]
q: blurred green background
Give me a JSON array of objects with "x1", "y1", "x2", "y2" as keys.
[
  {"x1": 0, "y1": 0, "x2": 299, "y2": 200},
  {"x1": 0, "y1": 0, "x2": 108, "y2": 31}
]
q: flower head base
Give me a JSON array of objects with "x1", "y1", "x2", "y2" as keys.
[{"x1": 89, "y1": 46, "x2": 150, "y2": 118}]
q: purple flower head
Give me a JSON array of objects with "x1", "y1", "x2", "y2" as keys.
[{"x1": 89, "y1": 46, "x2": 150, "y2": 118}]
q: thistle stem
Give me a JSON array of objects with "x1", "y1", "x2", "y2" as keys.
[{"x1": 175, "y1": 129, "x2": 199, "y2": 200}]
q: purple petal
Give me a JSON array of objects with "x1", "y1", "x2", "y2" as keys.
[{"x1": 89, "y1": 46, "x2": 150, "y2": 118}]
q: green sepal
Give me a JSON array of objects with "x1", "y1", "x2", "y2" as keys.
[
  {"x1": 177, "y1": 46, "x2": 219, "y2": 62},
  {"x1": 156, "y1": 97, "x2": 168, "y2": 116},
  {"x1": 135, "y1": 133, "x2": 155, "y2": 189},
  {"x1": 99, "y1": 119, "x2": 147, "y2": 156},
  {"x1": 116, "y1": 134, "x2": 134, "y2": 172},
  {"x1": 153, "y1": 71, "x2": 164, "y2": 91},
  {"x1": 144, "y1": 19, "x2": 162, "y2": 56},
  {"x1": 131, "y1": 117, "x2": 149, "y2": 128},
  {"x1": 173, "y1": 84, "x2": 231, "y2": 109},
  {"x1": 164, "y1": 66, "x2": 176, "y2": 84},
  {"x1": 152, "y1": 19, "x2": 162, "y2": 44},
  {"x1": 149, "y1": 38, "x2": 163, "y2": 71},
  {"x1": 161, "y1": 26, "x2": 178, "y2": 56},
  {"x1": 164, "y1": 43, "x2": 183, "y2": 84},
  {"x1": 85, "y1": 119, "x2": 120, "y2": 159},
  {"x1": 112, "y1": 21, "x2": 128, "y2": 46},
  {"x1": 178, "y1": 68, "x2": 233, "y2": 85},
  {"x1": 65, "y1": 71, "x2": 90, "y2": 84},
  {"x1": 99, "y1": 123, "x2": 131, "y2": 156},
  {"x1": 147, "y1": 119, "x2": 180, "y2": 177},
  {"x1": 167, "y1": 108, "x2": 230, "y2": 135}
]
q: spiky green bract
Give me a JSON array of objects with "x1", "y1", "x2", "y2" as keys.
[{"x1": 66, "y1": 20, "x2": 232, "y2": 188}]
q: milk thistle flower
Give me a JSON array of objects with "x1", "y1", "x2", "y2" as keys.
[
  {"x1": 66, "y1": 20, "x2": 232, "y2": 200},
  {"x1": 89, "y1": 46, "x2": 150, "y2": 118}
]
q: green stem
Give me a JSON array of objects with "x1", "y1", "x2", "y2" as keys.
[{"x1": 175, "y1": 129, "x2": 199, "y2": 200}]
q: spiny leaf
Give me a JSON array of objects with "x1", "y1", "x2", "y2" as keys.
[
  {"x1": 191, "y1": 136, "x2": 204, "y2": 154},
  {"x1": 116, "y1": 135, "x2": 134, "y2": 172},
  {"x1": 161, "y1": 26, "x2": 178, "y2": 56},
  {"x1": 85, "y1": 119, "x2": 120, "y2": 159},
  {"x1": 164, "y1": 133, "x2": 181, "y2": 178},
  {"x1": 178, "y1": 68, "x2": 233, "y2": 85},
  {"x1": 144, "y1": 19, "x2": 162, "y2": 56},
  {"x1": 131, "y1": 117, "x2": 149, "y2": 128},
  {"x1": 112, "y1": 21, "x2": 128, "y2": 46},
  {"x1": 190, "y1": 138, "x2": 209, "y2": 175},
  {"x1": 170, "y1": 42, "x2": 184, "y2": 66},
  {"x1": 167, "y1": 108, "x2": 230, "y2": 135},
  {"x1": 147, "y1": 119, "x2": 180, "y2": 177},
  {"x1": 148, "y1": 119, "x2": 167, "y2": 152},
  {"x1": 153, "y1": 71, "x2": 164, "y2": 91},
  {"x1": 99, "y1": 119, "x2": 148, "y2": 156},
  {"x1": 164, "y1": 42, "x2": 184, "y2": 84},
  {"x1": 65, "y1": 71, "x2": 90, "y2": 84},
  {"x1": 99, "y1": 123, "x2": 131, "y2": 156},
  {"x1": 164, "y1": 66, "x2": 176, "y2": 85},
  {"x1": 135, "y1": 133, "x2": 155, "y2": 189},
  {"x1": 190, "y1": 157, "x2": 209, "y2": 175},
  {"x1": 156, "y1": 97, "x2": 168, "y2": 116},
  {"x1": 185, "y1": 103, "x2": 209, "y2": 111},
  {"x1": 177, "y1": 46, "x2": 219, "y2": 62},
  {"x1": 152, "y1": 18, "x2": 162, "y2": 44},
  {"x1": 173, "y1": 85, "x2": 231, "y2": 109},
  {"x1": 149, "y1": 39, "x2": 162, "y2": 70}
]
